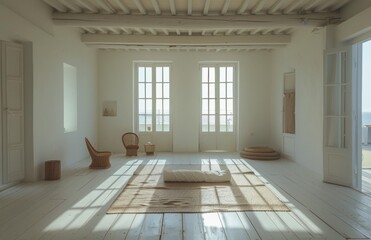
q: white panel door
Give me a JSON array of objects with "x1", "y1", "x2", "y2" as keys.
[
  {"x1": 1, "y1": 41, "x2": 24, "y2": 184},
  {"x1": 199, "y1": 64, "x2": 237, "y2": 152},
  {"x1": 323, "y1": 49, "x2": 353, "y2": 187}
]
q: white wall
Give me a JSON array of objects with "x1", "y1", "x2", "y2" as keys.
[
  {"x1": 270, "y1": 27, "x2": 324, "y2": 176},
  {"x1": 98, "y1": 50, "x2": 272, "y2": 153},
  {"x1": 0, "y1": 1, "x2": 98, "y2": 180}
]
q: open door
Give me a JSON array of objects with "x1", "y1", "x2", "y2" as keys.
[{"x1": 323, "y1": 49, "x2": 353, "y2": 187}]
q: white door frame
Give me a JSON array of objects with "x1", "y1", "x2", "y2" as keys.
[
  {"x1": 199, "y1": 62, "x2": 238, "y2": 152},
  {"x1": 352, "y1": 43, "x2": 363, "y2": 191}
]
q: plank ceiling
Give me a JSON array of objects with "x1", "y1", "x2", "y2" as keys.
[{"x1": 43, "y1": 0, "x2": 350, "y2": 52}]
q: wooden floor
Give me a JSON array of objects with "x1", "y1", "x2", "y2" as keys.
[
  {"x1": 1, "y1": 152, "x2": 371, "y2": 240},
  {"x1": 362, "y1": 144, "x2": 371, "y2": 195},
  {"x1": 362, "y1": 169, "x2": 371, "y2": 195}
]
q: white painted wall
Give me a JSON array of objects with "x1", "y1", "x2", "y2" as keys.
[
  {"x1": 98, "y1": 50, "x2": 272, "y2": 153},
  {"x1": 270, "y1": 27, "x2": 324, "y2": 176},
  {"x1": 0, "y1": 2, "x2": 98, "y2": 180}
]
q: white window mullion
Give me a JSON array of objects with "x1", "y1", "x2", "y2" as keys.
[{"x1": 152, "y1": 66, "x2": 156, "y2": 132}]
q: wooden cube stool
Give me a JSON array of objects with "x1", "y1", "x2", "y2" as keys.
[{"x1": 45, "y1": 160, "x2": 61, "y2": 180}]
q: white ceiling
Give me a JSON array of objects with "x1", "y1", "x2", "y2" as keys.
[{"x1": 43, "y1": 0, "x2": 350, "y2": 52}]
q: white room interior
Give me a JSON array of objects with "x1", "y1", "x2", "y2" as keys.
[{"x1": 2, "y1": 0, "x2": 371, "y2": 239}]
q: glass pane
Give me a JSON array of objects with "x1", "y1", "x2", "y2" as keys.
[
  {"x1": 139, "y1": 99, "x2": 145, "y2": 114},
  {"x1": 202, "y1": 99, "x2": 209, "y2": 114},
  {"x1": 164, "y1": 67, "x2": 170, "y2": 82},
  {"x1": 139, "y1": 115, "x2": 145, "y2": 131},
  {"x1": 209, "y1": 115, "x2": 215, "y2": 132},
  {"x1": 326, "y1": 117, "x2": 346, "y2": 148},
  {"x1": 326, "y1": 53, "x2": 337, "y2": 84},
  {"x1": 156, "y1": 116, "x2": 163, "y2": 131},
  {"x1": 164, "y1": 115, "x2": 170, "y2": 131},
  {"x1": 227, "y1": 99, "x2": 233, "y2": 114},
  {"x1": 146, "y1": 83, "x2": 152, "y2": 98},
  {"x1": 220, "y1": 99, "x2": 226, "y2": 114},
  {"x1": 227, "y1": 67, "x2": 233, "y2": 82},
  {"x1": 146, "y1": 99, "x2": 152, "y2": 114},
  {"x1": 220, "y1": 67, "x2": 226, "y2": 82},
  {"x1": 163, "y1": 83, "x2": 170, "y2": 98},
  {"x1": 146, "y1": 115, "x2": 152, "y2": 132},
  {"x1": 164, "y1": 99, "x2": 170, "y2": 114},
  {"x1": 138, "y1": 67, "x2": 145, "y2": 82},
  {"x1": 209, "y1": 68, "x2": 215, "y2": 82},
  {"x1": 202, "y1": 83, "x2": 208, "y2": 98},
  {"x1": 220, "y1": 83, "x2": 226, "y2": 98},
  {"x1": 209, "y1": 83, "x2": 215, "y2": 99},
  {"x1": 326, "y1": 86, "x2": 341, "y2": 116},
  {"x1": 156, "y1": 99, "x2": 163, "y2": 114},
  {"x1": 227, "y1": 115, "x2": 233, "y2": 132},
  {"x1": 209, "y1": 99, "x2": 215, "y2": 114},
  {"x1": 202, "y1": 115, "x2": 208, "y2": 132},
  {"x1": 156, "y1": 67, "x2": 162, "y2": 82},
  {"x1": 146, "y1": 67, "x2": 152, "y2": 82},
  {"x1": 202, "y1": 67, "x2": 208, "y2": 82},
  {"x1": 156, "y1": 83, "x2": 163, "y2": 98},
  {"x1": 220, "y1": 115, "x2": 226, "y2": 132},
  {"x1": 139, "y1": 83, "x2": 145, "y2": 98},
  {"x1": 227, "y1": 83, "x2": 233, "y2": 98}
]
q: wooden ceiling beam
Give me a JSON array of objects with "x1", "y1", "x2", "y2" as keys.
[
  {"x1": 44, "y1": 0, "x2": 67, "y2": 12},
  {"x1": 93, "y1": 0, "x2": 114, "y2": 13},
  {"x1": 90, "y1": 45, "x2": 280, "y2": 51},
  {"x1": 187, "y1": 0, "x2": 192, "y2": 15},
  {"x1": 238, "y1": 0, "x2": 250, "y2": 14},
  {"x1": 203, "y1": 0, "x2": 210, "y2": 15},
  {"x1": 58, "y1": 0, "x2": 81, "y2": 13},
  {"x1": 76, "y1": 0, "x2": 98, "y2": 13},
  {"x1": 133, "y1": 0, "x2": 146, "y2": 14},
  {"x1": 151, "y1": 0, "x2": 161, "y2": 14},
  {"x1": 169, "y1": 0, "x2": 176, "y2": 15},
  {"x1": 53, "y1": 12, "x2": 340, "y2": 29},
  {"x1": 251, "y1": 0, "x2": 267, "y2": 14},
  {"x1": 110, "y1": 0, "x2": 130, "y2": 14},
  {"x1": 221, "y1": 0, "x2": 230, "y2": 15},
  {"x1": 81, "y1": 34, "x2": 290, "y2": 46}
]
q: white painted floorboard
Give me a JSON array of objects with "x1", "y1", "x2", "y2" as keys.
[{"x1": 0, "y1": 152, "x2": 370, "y2": 240}]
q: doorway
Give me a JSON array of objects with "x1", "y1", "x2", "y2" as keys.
[
  {"x1": 199, "y1": 63, "x2": 237, "y2": 152},
  {"x1": 359, "y1": 40, "x2": 371, "y2": 194}
]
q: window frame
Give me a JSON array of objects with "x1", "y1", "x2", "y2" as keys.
[{"x1": 134, "y1": 62, "x2": 172, "y2": 133}]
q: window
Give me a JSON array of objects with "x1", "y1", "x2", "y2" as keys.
[
  {"x1": 63, "y1": 63, "x2": 77, "y2": 133},
  {"x1": 201, "y1": 65, "x2": 235, "y2": 133},
  {"x1": 137, "y1": 64, "x2": 170, "y2": 132}
]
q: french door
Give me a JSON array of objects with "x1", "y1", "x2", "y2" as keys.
[
  {"x1": 323, "y1": 49, "x2": 353, "y2": 187},
  {"x1": 1, "y1": 41, "x2": 24, "y2": 185},
  {"x1": 135, "y1": 63, "x2": 172, "y2": 152},
  {"x1": 199, "y1": 64, "x2": 237, "y2": 152}
]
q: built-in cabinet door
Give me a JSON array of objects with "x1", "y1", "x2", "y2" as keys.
[
  {"x1": 1, "y1": 41, "x2": 24, "y2": 184},
  {"x1": 323, "y1": 49, "x2": 353, "y2": 187}
]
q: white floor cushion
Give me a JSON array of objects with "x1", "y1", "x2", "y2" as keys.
[{"x1": 163, "y1": 169, "x2": 231, "y2": 182}]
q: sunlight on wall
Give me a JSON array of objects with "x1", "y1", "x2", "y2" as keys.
[{"x1": 63, "y1": 63, "x2": 77, "y2": 133}]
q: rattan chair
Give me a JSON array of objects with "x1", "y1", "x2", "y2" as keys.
[
  {"x1": 85, "y1": 137, "x2": 111, "y2": 169},
  {"x1": 122, "y1": 132, "x2": 139, "y2": 156}
]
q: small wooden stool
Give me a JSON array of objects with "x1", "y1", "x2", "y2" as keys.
[
  {"x1": 45, "y1": 160, "x2": 61, "y2": 180},
  {"x1": 144, "y1": 143, "x2": 155, "y2": 155}
]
